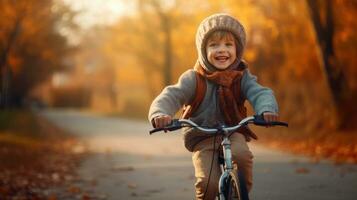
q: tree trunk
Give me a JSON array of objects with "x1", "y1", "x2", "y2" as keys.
[
  {"x1": 137, "y1": 0, "x2": 164, "y2": 98},
  {"x1": 306, "y1": 0, "x2": 355, "y2": 129},
  {"x1": 150, "y1": 0, "x2": 173, "y2": 86},
  {"x1": 161, "y1": 14, "x2": 173, "y2": 86},
  {"x1": 0, "y1": 17, "x2": 22, "y2": 109}
]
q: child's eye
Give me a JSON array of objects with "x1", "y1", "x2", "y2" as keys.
[
  {"x1": 226, "y1": 42, "x2": 234, "y2": 46},
  {"x1": 208, "y1": 42, "x2": 217, "y2": 47}
]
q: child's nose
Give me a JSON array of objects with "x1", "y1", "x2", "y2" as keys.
[{"x1": 217, "y1": 45, "x2": 227, "y2": 52}]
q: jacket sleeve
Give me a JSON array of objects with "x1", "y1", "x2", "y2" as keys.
[
  {"x1": 241, "y1": 69, "x2": 279, "y2": 115},
  {"x1": 148, "y1": 70, "x2": 196, "y2": 123}
]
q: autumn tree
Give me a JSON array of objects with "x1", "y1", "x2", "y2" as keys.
[
  {"x1": 0, "y1": 0, "x2": 27, "y2": 107},
  {"x1": 133, "y1": 0, "x2": 176, "y2": 90},
  {"x1": 306, "y1": 0, "x2": 357, "y2": 129},
  {"x1": 93, "y1": 0, "x2": 357, "y2": 125},
  {"x1": 229, "y1": 0, "x2": 356, "y2": 130},
  {"x1": 0, "y1": 0, "x2": 74, "y2": 108},
  {"x1": 148, "y1": 0, "x2": 174, "y2": 87},
  {"x1": 76, "y1": 27, "x2": 119, "y2": 109},
  {"x1": 107, "y1": 0, "x2": 179, "y2": 99}
]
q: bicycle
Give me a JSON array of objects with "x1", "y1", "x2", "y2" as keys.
[{"x1": 149, "y1": 115, "x2": 288, "y2": 200}]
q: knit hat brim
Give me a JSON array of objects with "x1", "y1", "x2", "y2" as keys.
[{"x1": 195, "y1": 13, "x2": 246, "y2": 72}]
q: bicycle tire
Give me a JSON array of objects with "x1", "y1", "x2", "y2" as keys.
[
  {"x1": 237, "y1": 170, "x2": 249, "y2": 200},
  {"x1": 219, "y1": 170, "x2": 249, "y2": 200}
]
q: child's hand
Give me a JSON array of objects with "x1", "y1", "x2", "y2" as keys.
[
  {"x1": 154, "y1": 115, "x2": 172, "y2": 128},
  {"x1": 263, "y1": 112, "x2": 279, "y2": 127}
]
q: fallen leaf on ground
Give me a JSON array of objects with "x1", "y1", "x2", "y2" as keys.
[
  {"x1": 111, "y1": 166, "x2": 135, "y2": 172},
  {"x1": 146, "y1": 189, "x2": 162, "y2": 193},
  {"x1": 295, "y1": 168, "x2": 310, "y2": 174},
  {"x1": 128, "y1": 183, "x2": 137, "y2": 189},
  {"x1": 68, "y1": 185, "x2": 81, "y2": 194}
]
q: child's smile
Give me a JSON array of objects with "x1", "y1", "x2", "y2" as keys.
[
  {"x1": 215, "y1": 55, "x2": 230, "y2": 62},
  {"x1": 206, "y1": 34, "x2": 237, "y2": 70}
]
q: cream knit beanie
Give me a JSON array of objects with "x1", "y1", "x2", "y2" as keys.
[{"x1": 196, "y1": 13, "x2": 246, "y2": 72}]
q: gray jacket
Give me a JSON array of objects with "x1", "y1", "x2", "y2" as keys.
[{"x1": 148, "y1": 69, "x2": 278, "y2": 152}]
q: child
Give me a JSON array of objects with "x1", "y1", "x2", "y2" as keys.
[{"x1": 148, "y1": 13, "x2": 279, "y2": 200}]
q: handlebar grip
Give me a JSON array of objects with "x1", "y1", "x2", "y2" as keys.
[
  {"x1": 149, "y1": 121, "x2": 183, "y2": 134},
  {"x1": 269, "y1": 121, "x2": 288, "y2": 127},
  {"x1": 253, "y1": 115, "x2": 288, "y2": 127},
  {"x1": 149, "y1": 127, "x2": 166, "y2": 134}
]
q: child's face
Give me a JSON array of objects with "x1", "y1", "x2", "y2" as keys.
[{"x1": 205, "y1": 33, "x2": 237, "y2": 70}]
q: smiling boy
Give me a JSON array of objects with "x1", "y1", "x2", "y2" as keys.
[
  {"x1": 205, "y1": 31, "x2": 237, "y2": 70},
  {"x1": 149, "y1": 13, "x2": 279, "y2": 200}
]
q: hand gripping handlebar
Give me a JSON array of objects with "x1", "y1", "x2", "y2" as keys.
[{"x1": 149, "y1": 115, "x2": 288, "y2": 135}]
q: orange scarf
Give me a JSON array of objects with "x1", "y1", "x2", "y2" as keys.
[{"x1": 194, "y1": 62, "x2": 245, "y2": 126}]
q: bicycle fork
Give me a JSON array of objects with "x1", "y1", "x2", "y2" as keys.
[{"x1": 218, "y1": 135, "x2": 233, "y2": 199}]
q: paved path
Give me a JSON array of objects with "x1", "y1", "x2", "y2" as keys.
[{"x1": 41, "y1": 110, "x2": 357, "y2": 200}]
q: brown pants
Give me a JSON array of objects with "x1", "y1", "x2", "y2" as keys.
[{"x1": 192, "y1": 133, "x2": 253, "y2": 200}]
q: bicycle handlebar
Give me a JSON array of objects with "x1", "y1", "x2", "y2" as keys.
[
  {"x1": 252, "y1": 115, "x2": 288, "y2": 127},
  {"x1": 149, "y1": 115, "x2": 288, "y2": 135}
]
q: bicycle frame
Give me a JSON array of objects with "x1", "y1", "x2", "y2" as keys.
[
  {"x1": 149, "y1": 115, "x2": 288, "y2": 200},
  {"x1": 218, "y1": 130, "x2": 237, "y2": 199},
  {"x1": 179, "y1": 118, "x2": 251, "y2": 199}
]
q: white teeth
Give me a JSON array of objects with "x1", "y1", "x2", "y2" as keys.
[{"x1": 215, "y1": 56, "x2": 228, "y2": 61}]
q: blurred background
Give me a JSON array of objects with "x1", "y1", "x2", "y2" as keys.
[
  {"x1": 1, "y1": 0, "x2": 357, "y2": 199},
  {"x1": 0, "y1": 0, "x2": 356, "y2": 128},
  {"x1": 1, "y1": 0, "x2": 357, "y2": 130}
]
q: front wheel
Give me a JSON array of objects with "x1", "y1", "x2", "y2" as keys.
[{"x1": 219, "y1": 170, "x2": 249, "y2": 200}]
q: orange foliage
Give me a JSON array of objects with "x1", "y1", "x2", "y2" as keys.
[
  {"x1": 257, "y1": 127, "x2": 357, "y2": 164},
  {"x1": 0, "y1": 111, "x2": 88, "y2": 199},
  {"x1": 66, "y1": 0, "x2": 357, "y2": 128},
  {"x1": 0, "y1": 0, "x2": 73, "y2": 106}
]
